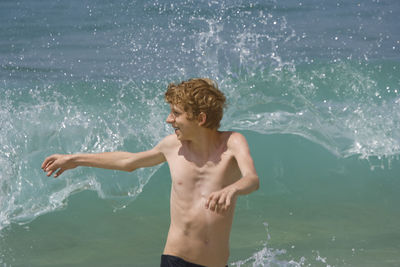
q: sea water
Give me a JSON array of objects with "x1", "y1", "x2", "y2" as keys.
[{"x1": 1, "y1": 0, "x2": 399, "y2": 266}]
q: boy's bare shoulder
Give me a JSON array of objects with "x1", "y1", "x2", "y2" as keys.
[
  {"x1": 223, "y1": 131, "x2": 249, "y2": 152},
  {"x1": 223, "y1": 131, "x2": 247, "y2": 144},
  {"x1": 157, "y1": 134, "x2": 180, "y2": 151}
]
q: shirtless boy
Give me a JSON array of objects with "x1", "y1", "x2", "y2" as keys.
[{"x1": 41, "y1": 78, "x2": 259, "y2": 267}]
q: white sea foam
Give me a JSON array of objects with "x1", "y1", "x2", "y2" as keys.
[
  {"x1": 231, "y1": 223, "x2": 334, "y2": 267},
  {"x1": 0, "y1": 82, "x2": 168, "y2": 231},
  {"x1": 222, "y1": 62, "x2": 400, "y2": 164}
]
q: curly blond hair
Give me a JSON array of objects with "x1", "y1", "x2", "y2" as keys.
[{"x1": 165, "y1": 78, "x2": 226, "y2": 129}]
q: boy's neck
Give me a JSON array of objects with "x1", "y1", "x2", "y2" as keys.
[{"x1": 184, "y1": 128, "x2": 222, "y2": 158}]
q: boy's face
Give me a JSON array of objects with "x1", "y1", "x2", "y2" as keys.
[{"x1": 166, "y1": 104, "x2": 199, "y2": 141}]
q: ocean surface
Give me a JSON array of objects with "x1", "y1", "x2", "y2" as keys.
[{"x1": 1, "y1": 0, "x2": 399, "y2": 266}]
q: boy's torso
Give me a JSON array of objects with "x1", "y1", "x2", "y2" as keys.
[{"x1": 161, "y1": 132, "x2": 241, "y2": 267}]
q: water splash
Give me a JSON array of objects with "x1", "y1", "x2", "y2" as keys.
[
  {"x1": 0, "y1": 81, "x2": 169, "y2": 231},
  {"x1": 231, "y1": 223, "x2": 305, "y2": 267},
  {"x1": 231, "y1": 223, "x2": 336, "y2": 267},
  {"x1": 222, "y1": 61, "x2": 400, "y2": 163}
]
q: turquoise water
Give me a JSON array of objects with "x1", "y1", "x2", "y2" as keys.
[{"x1": 1, "y1": 0, "x2": 400, "y2": 266}]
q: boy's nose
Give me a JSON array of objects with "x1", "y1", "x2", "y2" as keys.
[{"x1": 166, "y1": 113, "x2": 174, "y2": 123}]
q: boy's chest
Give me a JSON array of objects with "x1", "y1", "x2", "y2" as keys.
[{"x1": 167, "y1": 151, "x2": 239, "y2": 187}]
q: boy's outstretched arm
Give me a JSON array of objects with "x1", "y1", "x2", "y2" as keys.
[{"x1": 41, "y1": 142, "x2": 166, "y2": 178}]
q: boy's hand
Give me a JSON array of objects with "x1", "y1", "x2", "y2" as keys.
[
  {"x1": 205, "y1": 186, "x2": 237, "y2": 213},
  {"x1": 41, "y1": 154, "x2": 76, "y2": 178}
]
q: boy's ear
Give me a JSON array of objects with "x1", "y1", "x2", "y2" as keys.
[{"x1": 198, "y1": 112, "x2": 207, "y2": 126}]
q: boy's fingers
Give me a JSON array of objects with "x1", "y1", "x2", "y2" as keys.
[
  {"x1": 42, "y1": 155, "x2": 55, "y2": 168},
  {"x1": 42, "y1": 160, "x2": 51, "y2": 171},
  {"x1": 48, "y1": 160, "x2": 61, "y2": 172},
  {"x1": 206, "y1": 191, "x2": 230, "y2": 212},
  {"x1": 205, "y1": 195, "x2": 211, "y2": 208},
  {"x1": 206, "y1": 193, "x2": 217, "y2": 207},
  {"x1": 218, "y1": 194, "x2": 226, "y2": 206},
  {"x1": 210, "y1": 197, "x2": 220, "y2": 211},
  {"x1": 55, "y1": 169, "x2": 64, "y2": 178},
  {"x1": 209, "y1": 200, "x2": 217, "y2": 210},
  {"x1": 41, "y1": 159, "x2": 49, "y2": 169},
  {"x1": 225, "y1": 196, "x2": 231, "y2": 208},
  {"x1": 46, "y1": 161, "x2": 54, "y2": 169}
]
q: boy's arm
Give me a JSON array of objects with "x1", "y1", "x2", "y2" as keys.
[
  {"x1": 205, "y1": 132, "x2": 259, "y2": 212},
  {"x1": 42, "y1": 142, "x2": 166, "y2": 178}
]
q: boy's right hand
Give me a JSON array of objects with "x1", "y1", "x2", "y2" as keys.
[{"x1": 41, "y1": 154, "x2": 77, "y2": 178}]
